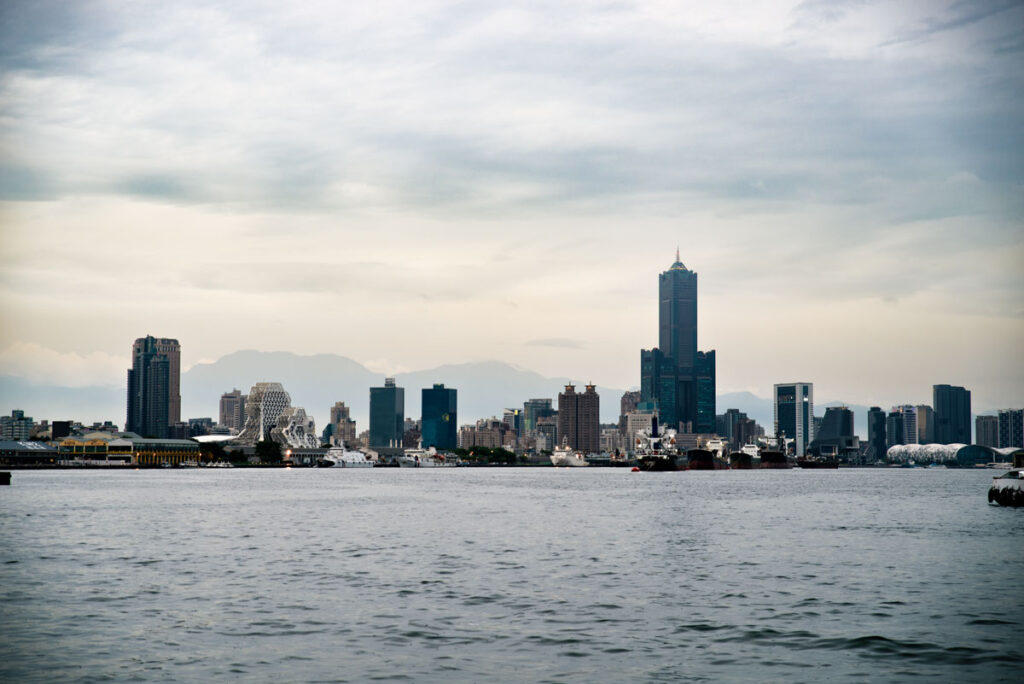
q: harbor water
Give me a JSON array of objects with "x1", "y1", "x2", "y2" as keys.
[{"x1": 1, "y1": 468, "x2": 1021, "y2": 682}]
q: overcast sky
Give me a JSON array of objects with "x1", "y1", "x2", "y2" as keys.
[{"x1": 1, "y1": 0, "x2": 1021, "y2": 413}]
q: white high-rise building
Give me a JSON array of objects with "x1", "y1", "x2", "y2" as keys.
[{"x1": 891, "y1": 405, "x2": 919, "y2": 445}]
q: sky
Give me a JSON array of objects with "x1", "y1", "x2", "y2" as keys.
[{"x1": 1, "y1": 0, "x2": 1022, "y2": 414}]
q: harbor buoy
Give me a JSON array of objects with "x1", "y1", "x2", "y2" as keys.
[{"x1": 631, "y1": 466, "x2": 640, "y2": 472}]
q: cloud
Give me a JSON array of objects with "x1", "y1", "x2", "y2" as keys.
[
  {"x1": 524, "y1": 338, "x2": 584, "y2": 349},
  {"x1": 0, "y1": 1, "x2": 1021, "y2": 410},
  {"x1": 0, "y1": 342, "x2": 124, "y2": 388}
]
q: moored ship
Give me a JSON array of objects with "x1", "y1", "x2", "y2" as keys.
[
  {"x1": 550, "y1": 438, "x2": 589, "y2": 467},
  {"x1": 634, "y1": 422, "x2": 681, "y2": 471},
  {"x1": 795, "y1": 458, "x2": 839, "y2": 469},
  {"x1": 320, "y1": 444, "x2": 374, "y2": 468},
  {"x1": 400, "y1": 445, "x2": 457, "y2": 467}
]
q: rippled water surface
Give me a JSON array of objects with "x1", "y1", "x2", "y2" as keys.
[{"x1": 1, "y1": 468, "x2": 1021, "y2": 682}]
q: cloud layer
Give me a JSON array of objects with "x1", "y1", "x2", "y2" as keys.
[{"x1": 1, "y1": 0, "x2": 1021, "y2": 413}]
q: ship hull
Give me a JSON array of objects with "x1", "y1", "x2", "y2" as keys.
[{"x1": 636, "y1": 455, "x2": 679, "y2": 471}]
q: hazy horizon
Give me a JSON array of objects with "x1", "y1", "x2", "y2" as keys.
[{"x1": 2, "y1": 1, "x2": 1021, "y2": 417}]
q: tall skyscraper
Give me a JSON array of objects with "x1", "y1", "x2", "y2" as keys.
[
  {"x1": 219, "y1": 389, "x2": 246, "y2": 431},
  {"x1": 370, "y1": 378, "x2": 405, "y2": 449},
  {"x1": 886, "y1": 411, "x2": 905, "y2": 449},
  {"x1": 557, "y1": 384, "x2": 600, "y2": 453},
  {"x1": 997, "y1": 409, "x2": 1023, "y2": 448},
  {"x1": 523, "y1": 398, "x2": 555, "y2": 436},
  {"x1": 891, "y1": 405, "x2": 919, "y2": 445},
  {"x1": 916, "y1": 404, "x2": 935, "y2": 444},
  {"x1": 126, "y1": 335, "x2": 181, "y2": 438},
  {"x1": 641, "y1": 251, "x2": 714, "y2": 432},
  {"x1": 867, "y1": 407, "x2": 887, "y2": 461},
  {"x1": 774, "y1": 382, "x2": 813, "y2": 457},
  {"x1": 695, "y1": 350, "x2": 716, "y2": 433},
  {"x1": 422, "y1": 384, "x2": 457, "y2": 450},
  {"x1": 976, "y1": 415, "x2": 999, "y2": 448},
  {"x1": 933, "y1": 384, "x2": 971, "y2": 444}
]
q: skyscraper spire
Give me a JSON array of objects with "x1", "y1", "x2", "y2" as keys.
[{"x1": 670, "y1": 246, "x2": 686, "y2": 270}]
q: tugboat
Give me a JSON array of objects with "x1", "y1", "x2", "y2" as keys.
[{"x1": 635, "y1": 419, "x2": 681, "y2": 471}]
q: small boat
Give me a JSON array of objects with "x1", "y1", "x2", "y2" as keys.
[{"x1": 988, "y1": 468, "x2": 1023, "y2": 507}]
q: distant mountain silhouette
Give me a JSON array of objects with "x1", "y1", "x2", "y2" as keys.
[
  {"x1": 1, "y1": 351, "x2": 927, "y2": 439},
  {"x1": 0, "y1": 374, "x2": 124, "y2": 426},
  {"x1": 182, "y1": 351, "x2": 627, "y2": 429}
]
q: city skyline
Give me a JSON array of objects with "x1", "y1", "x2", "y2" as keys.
[{"x1": 1, "y1": 2, "x2": 1021, "y2": 415}]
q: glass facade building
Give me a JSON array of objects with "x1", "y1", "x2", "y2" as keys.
[
  {"x1": 370, "y1": 378, "x2": 405, "y2": 448},
  {"x1": 933, "y1": 384, "x2": 971, "y2": 445},
  {"x1": 774, "y1": 382, "x2": 813, "y2": 457},
  {"x1": 867, "y1": 407, "x2": 887, "y2": 461},
  {"x1": 421, "y1": 384, "x2": 457, "y2": 450},
  {"x1": 126, "y1": 336, "x2": 180, "y2": 439},
  {"x1": 640, "y1": 252, "x2": 714, "y2": 433}
]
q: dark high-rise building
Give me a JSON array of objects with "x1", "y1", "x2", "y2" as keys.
[
  {"x1": 578, "y1": 384, "x2": 600, "y2": 454},
  {"x1": 126, "y1": 336, "x2": 181, "y2": 439},
  {"x1": 916, "y1": 404, "x2": 935, "y2": 444},
  {"x1": 933, "y1": 384, "x2": 971, "y2": 444},
  {"x1": 523, "y1": 398, "x2": 554, "y2": 436},
  {"x1": 976, "y1": 415, "x2": 999, "y2": 448},
  {"x1": 808, "y1": 406, "x2": 859, "y2": 460},
  {"x1": 774, "y1": 382, "x2": 813, "y2": 456},
  {"x1": 717, "y1": 408, "x2": 760, "y2": 450},
  {"x1": 867, "y1": 407, "x2": 887, "y2": 461},
  {"x1": 886, "y1": 411, "x2": 904, "y2": 449},
  {"x1": 998, "y1": 409, "x2": 1023, "y2": 448},
  {"x1": 557, "y1": 384, "x2": 600, "y2": 453},
  {"x1": 421, "y1": 384, "x2": 457, "y2": 450},
  {"x1": 369, "y1": 378, "x2": 404, "y2": 449},
  {"x1": 695, "y1": 350, "x2": 716, "y2": 434},
  {"x1": 659, "y1": 251, "x2": 698, "y2": 379},
  {"x1": 641, "y1": 252, "x2": 714, "y2": 432}
]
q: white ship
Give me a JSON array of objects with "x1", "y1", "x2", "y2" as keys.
[
  {"x1": 550, "y1": 438, "x2": 589, "y2": 467},
  {"x1": 399, "y1": 445, "x2": 457, "y2": 467},
  {"x1": 322, "y1": 444, "x2": 373, "y2": 468}
]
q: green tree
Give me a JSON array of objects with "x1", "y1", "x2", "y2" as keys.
[
  {"x1": 255, "y1": 440, "x2": 282, "y2": 464},
  {"x1": 199, "y1": 442, "x2": 226, "y2": 463}
]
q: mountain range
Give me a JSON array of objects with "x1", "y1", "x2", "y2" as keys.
[{"x1": 2, "y1": 350, "x2": 883, "y2": 437}]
